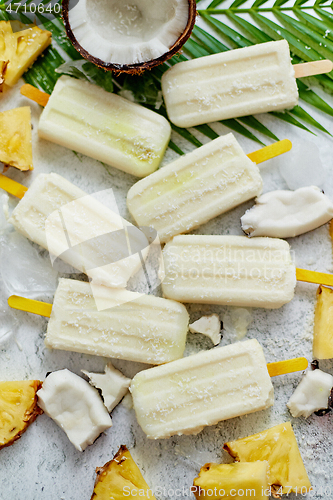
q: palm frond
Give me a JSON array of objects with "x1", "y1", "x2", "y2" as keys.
[
  {"x1": 1, "y1": 0, "x2": 332, "y2": 154},
  {"x1": 198, "y1": 2, "x2": 333, "y2": 135}
]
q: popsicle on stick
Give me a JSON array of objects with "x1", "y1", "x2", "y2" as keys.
[
  {"x1": 1, "y1": 172, "x2": 149, "y2": 288},
  {"x1": 20, "y1": 75, "x2": 171, "y2": 177},
  {"x1": 127, "y1": 134, "x2": 292, "y2": 243},
  {"x1": 161, "y1": 235, "x2": 333, "y2": 309},
  {"x1": 162, "y1": 40, "x2": 333, "y2": 127},
  {"x1": 130, "y1": 338, "x2": 308, "y2": 439},
  {"x1": 8, "y1": 278, "x2": 189, "y2": 365}
]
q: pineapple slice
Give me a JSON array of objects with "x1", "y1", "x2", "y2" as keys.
[
  {"x1": 0, "y1": 22, "x2": 14, "y2": 77},
  {"x1": 0, "y1": 106, "x2": 33, "y2": 171},
  {"x1": 5, "y1": 25, "x2": 51, "y2": 86},
  {"x1": 0, "y1": 21, "x2": 51, "y2": 87},
  {"x1": 0, "y1": 380, "x2": 43, "y2": 449},
  {"x1": 193, "y1": 462, "x2": 269, "y2": 500},
  {"x1": 0, "y1": 21, "x2": 12, "y2": 92},
  {"x1": 313, "y1": 285, "x2": 333, "y2": 359},
  {"x1": 91, "y1": 445, "x2": 157, "y2": 500},
  {"x1": 224, "y1": 422, "x2": 311, "y2": 496}
]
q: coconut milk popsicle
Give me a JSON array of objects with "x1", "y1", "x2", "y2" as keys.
[
  {"x1": 162, "y1": 40, "x2": 298, "y2": 127},
  {"x1": 131, "y1": 339, "x2": 274, "y2": 439},
  {"x1": 161, "y1": 235, "x2": 296, "y2": 308},
  {"x1": 127, "y1": 134, "x2": 263, "y2": 243},
  {"x1": 38, "y1": 75, "x2": 171, "y2": 177},
  {"x1": 9, "y1": 173, "x2": 149, "y2": 288}
]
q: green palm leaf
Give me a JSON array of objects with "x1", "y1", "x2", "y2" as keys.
[{"x1": 2, "y1": 0, "x2": 332, "y2": 153}]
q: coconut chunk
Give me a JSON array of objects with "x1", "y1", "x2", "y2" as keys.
[
  {"x1": 287, "y1": 369, "x2": 333, "y2": 418},
  {"x1": 241, "y1": 186, "x2": 333, "y2": 238},
  {"x1": 37, "y1": 369, "x2": 112, "y2": 451},
  {"x1": 82, "y1": 363, "x2": 131, "y2": 412},
  {"x1": 189, "y1": 314, "x2": 221, "y2": 345}
]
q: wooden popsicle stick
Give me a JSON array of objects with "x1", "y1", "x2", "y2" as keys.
[
  {"x1": 294, "y1": 59, "x2": 333, "y2": 79},
  {"x1": 20, "y1": 83, "x2": 50, "y2": 107},
  {"x1": 8, "y1": 296, "x2": 53, "y2": 318},
  {"x1": 267, "y1": 357, "x2": 308, "y2": 377},
  {"x1": 247, "y1": 139, "x2": 292, "y2": 165},
  {"x1": 296, "y1": 268, "x2": 333, "y2": 287},
  {"x1": 0, "y1": 173, "x2": 27, "y2": 199}
]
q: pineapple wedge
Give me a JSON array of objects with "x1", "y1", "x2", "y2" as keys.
[
  {"x1": 224, "y1": 422, "x2": 311, "y2": 496},
  {"x1": 5, "y1": 25, "x2": 51, "y2": 86},
  {"x1": 0, "y1": 106, "x2": 33, "y2": 170},
  {"x1": 0, "y1": 22, "x2": 14, "y2": 92},
  {"x1": 313, "y1": 285, "x2": 333, "y2": 359},
  {"x1": 0, "y1": 21, "x2": 15, "y2": 58},
  {"x1": 91, "y1": 445, "x2": 156, "y2": 500},
  {"x1": 0, "y1": 20, "x2": 51, "y2": 87},
  {"x1": 193, "y1": 462, "x2": 269, "y2": 500},
  {"x1": 0, "y1": 380, "x2": 43, "y2": 449}
]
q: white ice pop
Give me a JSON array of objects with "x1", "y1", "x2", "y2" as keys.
[
  {"x1": 9, "y1": 173, "x2": 149, "y2": 288},
  {"x1": 162, "y1": 40, "x2": 299, "y2": 127},
  {"x1": 161, "y1": 235, "x2": 296, "y2": 309},
  {"x1": 127, "y1": 133, "x2": 263, "y2": 243},
  {"x1": 45, "y1": 278, "x2": 189, "y2": 365},
  {"x1": 38, "y1": 75, "x2": 171, "y2": 177},
  {"x1": 131, "y1": 338, "x2": 274, "y2": 439}
]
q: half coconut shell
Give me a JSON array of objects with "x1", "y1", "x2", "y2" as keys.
[{"x1": 63, "y1": 0, "x2": 196, "y2": 74}]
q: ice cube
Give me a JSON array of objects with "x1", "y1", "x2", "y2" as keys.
[
  {"x1": 0, "y1": 281, "x2": 18, "y2": 344},
  {"x1": 0, "y1": 232, "x2": 58, "y2": 297},
  {"x1": 0, "y1": 193, "x2": 12, "y2": 236},
  {"x1": 0, "y1": 307, "x2": 18, "y2": 343},
  {"x1": 279, "y1": 140, "x2": 326, "y2": 190},
  {"x1": 223, "y1": 308, "x2": 253, "y2": 341}
]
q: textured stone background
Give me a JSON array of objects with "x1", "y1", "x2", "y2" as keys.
[{"x1": 1, "y1": 10, "x2": 333, "y2": 498}]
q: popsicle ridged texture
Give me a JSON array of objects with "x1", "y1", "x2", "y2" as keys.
[
  {"x1": 161, "y1": 235, "x2": 296, "y2": 308},
  {"x1": 9, "y1": 172, "x2": 148, "y2": 288},
  {"x1": 162, "y1": 40, "x2": 298, "y2": 127},
  {"x1": 38, "y1": 75, "x2": 171, "y2": 177},
  {"x1": 131, "y1": 339, "x2": 274, "y2": 439},
  {"x1": 127, "y1": 134, "x2": 263, "y2": 243},
  {"x1": 45, "y1": 279, "x2": 189, "y2": 365}
]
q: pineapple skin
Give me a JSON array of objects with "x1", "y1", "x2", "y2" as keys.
[
  {"x1": 91, "y1": 445, "x2": 157, "y2": 500},
  {"x1": 224, "y1": 422, "x2": 311, "y2": 496},
  {"x1": 313, "y1": 285, "x2": 333, "y2": 359},
  {"x1": 193, "y1": 462, "x2": 269, "y2": 500},
  {"x1": 0, "y1": 380, "x2": 43, "y2": 450},
  {"x1": 0, "y1": 60, "x2": 8, "y2": 92}
]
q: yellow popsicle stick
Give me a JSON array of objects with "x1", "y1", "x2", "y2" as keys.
[
  {"x1": 247, "y1": 139, "x2": 292, "y2": 165},
  {"x1": 296, "y1": 268, "x2": 333, "y2": 287},
  {"x1": 267, "y1": 357, "x2": 308, "y2": 377},
  {"x1": 20, "y1": 83, "x2": 50, "y2": 107},
  {"x1": 8, "y1": 296, "x2": 52, "y2": 318},
  {"x1": 0, "y1": 174, "x2": 27, "y2": 199}
]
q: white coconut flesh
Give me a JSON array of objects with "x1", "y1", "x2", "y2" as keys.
[{"x1": 68, "y1": 0, "x2": 190, "y2": 65}]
